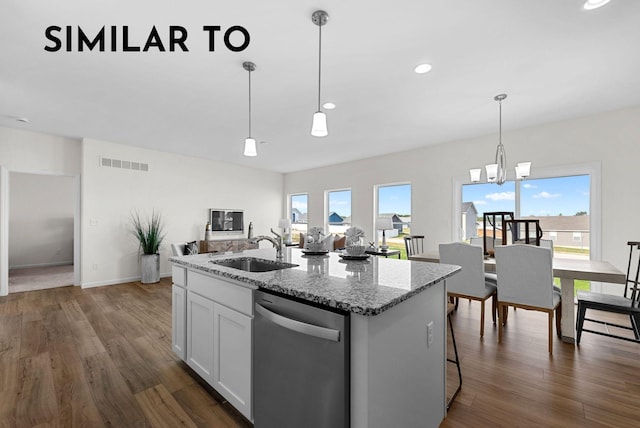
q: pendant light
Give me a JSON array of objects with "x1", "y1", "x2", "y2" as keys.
[
  {"x1": 469, "y1": 94, "x2": 531, "y2": 184},
  {"x1": 311, "y1": 10, "x2": 329, "y2": 137},
  {"x1": 243, "y1": 61, "x2": 257, "y2": 157}
]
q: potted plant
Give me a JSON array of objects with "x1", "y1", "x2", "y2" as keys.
[{"x1": 130, "y1": 210, "x2": 165, "y2": 284}]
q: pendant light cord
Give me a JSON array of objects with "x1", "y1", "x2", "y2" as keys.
[
  {"x1": 498, "y1": 97, "x2": 502, "y2": 146},
  {"x1": 317, "y1": 23, "x2": 322, "y2": 112},
  {"x1": 248, "y1": 67, "x2": 252, "y2": 138}
]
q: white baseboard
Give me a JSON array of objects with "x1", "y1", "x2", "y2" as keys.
[
  {"x1": 81, "y1": 272, "x2": 171, "y2": 288},
  {"x1": 9, "y1": 261, "x2": 74, "y2": 270}
]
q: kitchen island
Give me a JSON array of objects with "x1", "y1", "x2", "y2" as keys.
[{"x1": 170, "y1": 247, "x2": 460, "y2": 428}]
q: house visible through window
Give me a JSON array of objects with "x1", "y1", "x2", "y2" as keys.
[
  {"x1": 290, "y1": 194, "x2": 308, "y2": 242},
  {"x1": 327, "y1": 189, "x2": 351, "y2": 236},
  {"x1": 376, "y1": 183, "x2": 411, "y2": 253}
]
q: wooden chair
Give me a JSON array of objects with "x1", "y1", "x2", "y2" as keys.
[
  {"x1": 576, "y1": 241, "x2": 640, "y2": 344},
  {"x1": 495, "y1": 245, "x2": 561, "y2": 353},
  {"x1": 440, "y1": 242, "x2": 497, "y2": 337},
  {"x1": 446, "y1": 303, "x2": 462, "y2": 410},
  {"x1": 404, "y1": 235, "x2": 425, "y2": 258}
]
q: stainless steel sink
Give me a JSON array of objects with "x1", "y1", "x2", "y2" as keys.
[{"x1": 210, "y1": 257, "x2": 298, "y2": 272}]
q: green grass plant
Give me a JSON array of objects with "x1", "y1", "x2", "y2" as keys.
[{"x1": 130, "y1": 210, "x2": 165, "y2": 255}]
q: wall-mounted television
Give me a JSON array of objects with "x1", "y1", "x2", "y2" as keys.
[{"x1": 209, "y1": 209, "x2": 244, "y2": 234}]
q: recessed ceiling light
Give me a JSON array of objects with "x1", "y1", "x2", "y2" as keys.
[
  {"x1": 323, "y1": 102, "x2": 336, "y2": 110},
  {"x1": 414, "y1": 63, "x2": 432, "y2": 74},
  {"x1": 583, "y1": 0, "x2": 611, "y2": 10}
]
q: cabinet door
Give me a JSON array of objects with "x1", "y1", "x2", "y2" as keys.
[
  {"x1": 186, "y1": 292, "x2": 215, "y2": 384},
  {"x1": 213, "y1": 303, "x2": 252, "y2": 420},
  {"x1": 172, "y1": 284, "x2": 187, "y2": 360}
]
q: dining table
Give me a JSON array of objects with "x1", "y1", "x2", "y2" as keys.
[{"x1": 409, "y1": 251, "x2": 627, "y2": 343}]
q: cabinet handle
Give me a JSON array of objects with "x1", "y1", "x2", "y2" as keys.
[{"x1": 255, "y1": 303, "x2": 340, "y2": 342}]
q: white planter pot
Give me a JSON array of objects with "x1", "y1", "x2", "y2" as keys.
[{"x1": 141, "y1": 253, "x2": 160, "y2": 284}]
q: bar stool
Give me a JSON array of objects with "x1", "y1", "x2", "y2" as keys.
[{"x1": 446, "y1": 303, "x2": 462, "y2": 410}]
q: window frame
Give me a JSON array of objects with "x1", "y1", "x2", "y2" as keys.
[
  {"x1": 453, "y1": 162, "x2": 601, "y2": 260},
  {"x1": 325, "y1": 188, "x2": 352, "y2": 236},
  {"x1": 374, "y1": 181, "x2": 412, "y2": 241},
  {"x1": 288, "y1": 193, "x2": 309, "y2": 234}
]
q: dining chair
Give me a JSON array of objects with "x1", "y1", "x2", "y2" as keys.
[
  {"x1": 495, "y1": 244, "x2": 561, "y2": 353},
  {"x1": 440, "y1": 242, "x2": 497, "y2": 338},
  {"x1": 404, "y1": 235, "x2": 425, "y2": 258},
  {"x1": 170, "y1": 243, "x2": 186, "y2": 256},
  {"x1": 576, "y1": 241, "x2": 640, "y2": 344},
  {"x1": 469, "y1": 237, "x2": 497, "y2": 286}
]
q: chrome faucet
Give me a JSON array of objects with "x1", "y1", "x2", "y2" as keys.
[{"x1": 251, "y1": 228, "x2": 284, "y2": 259}]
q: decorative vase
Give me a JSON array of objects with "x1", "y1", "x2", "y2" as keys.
[{"x1": 141, "y1": 253, "x2": 160, "y2": 284}]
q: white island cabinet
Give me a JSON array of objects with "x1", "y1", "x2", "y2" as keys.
[
  {"x1": 171, "y1": 265, "x2": 186, "y2": 360},
  {"x1": 171, "y1": 265, "x2": 254, "y2": 421},
  {"x1": 170, "y1": 249, "x2": 460, "y2": 428}
]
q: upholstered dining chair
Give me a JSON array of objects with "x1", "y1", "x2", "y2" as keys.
[
  {"x1": 495, "y1": 244, "x2": 561, "y2": 353},
  {"x1": 576, "y1": 241, "x2": 640, "y2": 344},
  {"x1": 170, "y1": 243, "x2": 186, "y2": 256},
  {"x1": 440, "y1": 242, "x2": 497, "y2": 338},
  {"x1": 404, "y1": 235, "x2": 425, "y2": 258}
]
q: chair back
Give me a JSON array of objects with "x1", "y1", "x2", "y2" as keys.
[
  {"x1": 539, "y1": 238, "x2": 554, "y2": 258},
  {"x1": 495, "y1": 244, "x2": 555, "y2": 309},
  {"x1": 624, "y1": 241, "x2": 640, "y2": 308},
  {"x1": 170, "y1": 243, "x2": 186, "y2": 256},
  {"x1": 404, "y1": 235, "x2": 425, "y2": 257},
  {"x1": 469, "y1": 237, "x2": 483, "y2": 246},
  {"x1": 439, "y1": 242, "x2": 486, "y2": 298}
]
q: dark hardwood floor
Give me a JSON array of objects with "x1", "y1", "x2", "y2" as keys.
[{"x1": 1, "y1": 279, "x2": 638, "y2": 427}]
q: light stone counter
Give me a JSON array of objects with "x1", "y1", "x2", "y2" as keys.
[
  {"x1": 170, "y1": 246, "x2": 461, "y2": 427},
  {"x1": 169, "y1": 247, "x2": 460, "y2": 316}
]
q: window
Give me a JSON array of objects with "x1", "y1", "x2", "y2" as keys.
[
  {"x1": 327, "y1": 189, "x2": 351, "y2": 236},
  {"x1": 376, "y1": 183, "x2": 411, "y2": 250},
  {"x1": 461, "y1": 174, "x2": 591, "y2": 259},
  {"x1": 290, "y1": 194, "x2": 308, "y2": 242}
]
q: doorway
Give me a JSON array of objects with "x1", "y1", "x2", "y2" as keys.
[{"x1": 0, "y1": 171, "x2": 81, "y2": 295}]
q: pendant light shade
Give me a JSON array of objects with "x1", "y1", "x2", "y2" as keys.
[
  {"x1": 243, "y1": 61, "x2": 257, "y2": 157},
  {"x1": 311, "y1": 10, "x2": 329, "y2": 137},
  {"x1": 243, "y1": 138, "x2": 257, "y2": 157},
  {"x1": 311, "y1": 111, "x2": 328, "y2": 137}
]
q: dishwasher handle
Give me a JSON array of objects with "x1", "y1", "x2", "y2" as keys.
[{"x1": 255, "y1": 303, "x2": 340, "y2": 342}]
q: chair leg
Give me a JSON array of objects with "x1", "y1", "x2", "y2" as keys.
[
  {"x1": 491, "y1": 294, "x2": 497, "y2": 324},
  {"x1": 630, "y1": 314, "x2": 640, "y2": 340},
  {"x1": 480, "y1": 300, "x2": 485, "y2": 338},
  {"x1": 498, "y1": 303, "x2": 504, "y2": 343},
  {"x1": 548, "y1": 311, "x2": 554, "y2": 354},
  {"x1": 555, "y1": 302, "x2": 562, "y2": 337},
  {"x1": 576, "y1": 302, "x2": 587, "y2": 344},
  {"x1": 446, "y1": 314, "x2": 462, "y2": 411}
]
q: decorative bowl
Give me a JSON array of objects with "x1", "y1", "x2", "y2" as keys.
[
  {"x1": 305, "y1": 242, "x2": 325, "y2": 252},
  {"x1": 346, "y1": 245, "x2": 366, "y2": 256}
]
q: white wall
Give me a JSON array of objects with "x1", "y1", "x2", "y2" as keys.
[
  {"x1": 0, "y1": 127, "x2": 81, "y2": 295},
  {"x1": 9, "y1": 172, "x2": 75, "y2": 268},
  {"x1": 0, "y1": 127, "x2": 82, "y2": 174},
  {"x1": 81, "y1": 138, "x2": 283, "y2": 287},
  {"x1": 284, "y1": 106, "x2": 640, "y2": 273}
]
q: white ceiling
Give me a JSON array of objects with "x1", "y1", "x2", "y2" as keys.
[{"x1": 2, "y1": 0, "x2": 639, "y2": 173}]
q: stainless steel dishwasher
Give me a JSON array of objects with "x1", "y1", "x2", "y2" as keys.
[{"x1": 253, "y1": 290, "x2": 350, "y2": 428}]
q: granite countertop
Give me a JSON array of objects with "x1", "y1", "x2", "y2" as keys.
[{"x1": 169, "y1": 248, "x2": 460, "y2": 316}]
